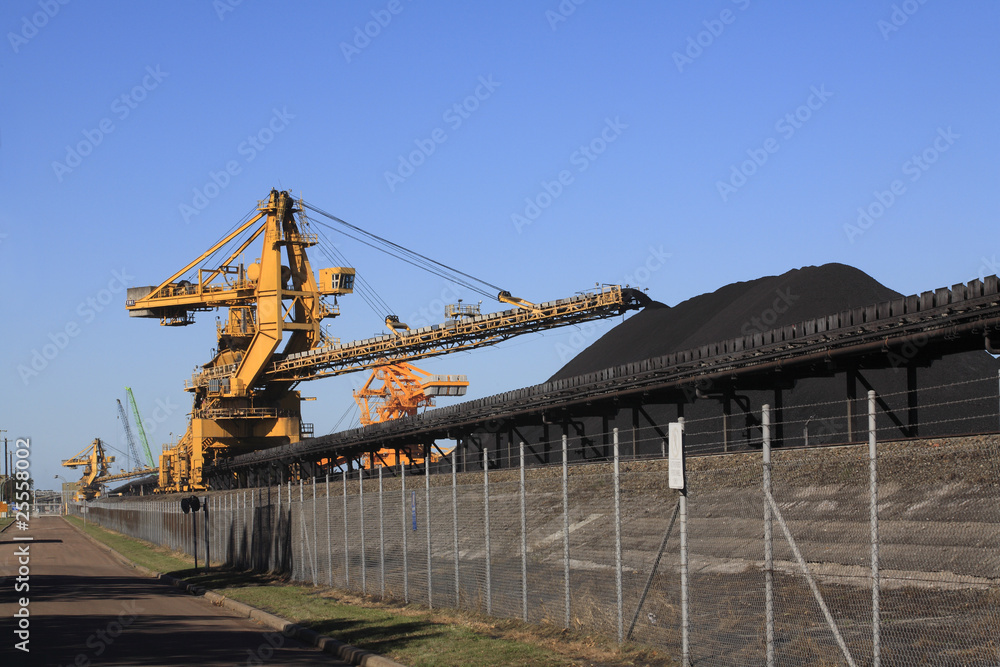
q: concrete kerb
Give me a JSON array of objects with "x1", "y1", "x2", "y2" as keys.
[{"x1": 62, "y1": 517, "x2": 407, "y2": 667}]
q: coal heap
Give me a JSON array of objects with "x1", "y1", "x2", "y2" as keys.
[
  {"x1": 553, "y1": 263, "x2": 902, "y2": 380},
  {"x1": 548, "y1": 263, "x2": 999, "y2": 444}
]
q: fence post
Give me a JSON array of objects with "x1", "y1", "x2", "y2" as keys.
[
  {"x1": 313, "y1": 480, "x2": 318, "y2": 586},
  {"x1": 425, "y1": 450, "x2": 432, "y2": 608},
  {"x1": 299, "y1": 480, "x2": 307, "y2": 583},
  {"x1": 869, "y1": 389, "x2": 881, "y2": 667},
  {"x1": 237, "y1": 494, "x2": 248, "y2": 569},
  {"x1": 402, "y1": 458, "x2": 409, "y2": 604},
  {"x1": 483, "y1": 446, "x2": 492, "y2": 615},
  {"x1": 205, "y1": 496, "x2": 210, "y2": 570},
  {"x1": 763, "y1": 404, "x2": 774, "y2": 667},
  {"x1": 360, "y1": 469, "x2": 367, "y2": 596},
  {"x1": 343, "y1": 469, "x2": 350, "y2": 589},
  {"x1": 326, "y1": 473, "x2": 332, "y2": 586},
  {"x1": 379, "y1": 465, "x2": 385, "y2": 598},
  {"x1": 678, "y1": 417, "x2": 689, "y2": 667},
  {"x1": 248, "y1": 490, "x2": 254, "y2": 570},
  {"x1": 288, "y1": 479, "x2": 292, "y2": 569},
  {"x1": 453, "y1": 442, "x2": 460, "y2": 608},
  {"x1": 191, "y1": 497, "x2": 199, "y2": 572},
  {"x1": 519, "y1": 441, "x2": 528, "y2": 623},
  {"x1": 236, "y1": 490, "x2": 242, "y2": 566},
  {"x1": 614, "y1": 427, "x2": 624, "y2": 643},
  {"x1": 274, "y1": 480, "x2": 280, "y2": 569},
  {"x1": 562, "y1": 433, "x2": 570, "y2": 629}
]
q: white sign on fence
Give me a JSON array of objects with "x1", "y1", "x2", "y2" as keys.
[{"x1": 668, "y1": 421, "x2": 686, "y2": 490}]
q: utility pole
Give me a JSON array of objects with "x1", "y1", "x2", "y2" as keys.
[{"x1": 1, "y1": 432, "x2": 8, "y2": 506}]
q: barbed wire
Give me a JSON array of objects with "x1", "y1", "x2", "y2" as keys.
[
  {"x1": 866, "y1": 372, "x2": 997, "y2": 401},
  {"x1": 95, "y1": 368, "x2": 1000, "y2": 497},
  {"x1": 875, "y1": 410, "x2": 1000, "y2": 433}
]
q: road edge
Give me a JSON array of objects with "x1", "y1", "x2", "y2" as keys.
[{"x1": 61, "y1": 516, "x2": 407, "y2": 667}]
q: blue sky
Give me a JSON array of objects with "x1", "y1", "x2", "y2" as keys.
[{"x1": 1, "y1": 1, "x2": 997, "y2": 489}]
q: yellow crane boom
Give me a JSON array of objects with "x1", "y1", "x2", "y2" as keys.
[
  {"x1": 184, "y1": 284, "x2": 634, "y2": 388},
  {"x1": 61, "y1": 439, "x2": 114, "y2": 501},
  {"x1": 124, "y1": 189, "x2": 645, "y2": 492}
]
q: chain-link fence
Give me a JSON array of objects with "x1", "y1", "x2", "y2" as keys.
[{"x1": 75, "y1": 378, "x2": 1000, "y2": 666}]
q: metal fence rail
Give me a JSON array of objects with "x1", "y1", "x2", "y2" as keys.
[{"x1": 77, "y1": 388, "x2": 1000, "y2": 666}]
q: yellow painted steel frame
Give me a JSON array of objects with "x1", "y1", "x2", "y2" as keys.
[
  {"x1": 62, "y1": 438, "x2": 114, "y2": 501},
  {"x1": 132, "y1": 190, "x2": 336, "y2": 492},
  {"x1": 353, "y1": 362, "x2": 468, "y2": 470},
  {"x1": 127, "y1": 188, "x2": 638, "y2": 492},
  {"x1": 354, "y1": 362, "x2": 438, "y2": 425},
  {"x1": 266, "y1": 285, "x2": 629, "y2": 382}
]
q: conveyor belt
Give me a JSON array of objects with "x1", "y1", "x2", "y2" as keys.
[{"x1": 210, "y1": 275, "x2": 1000, "y2": 473}]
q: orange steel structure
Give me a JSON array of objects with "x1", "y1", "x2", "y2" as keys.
[{"x1": 123, "y1": 189, "x2": 640, "y2": 491}]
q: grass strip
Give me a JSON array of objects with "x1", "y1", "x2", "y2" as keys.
[
  {"x1": 64, "y1": 516, "x2": 671, "y2": 666},
  {"x1": 0, "y1": 517, "x2": 13, "y2": 531},
  {"x1": 66, "y1": 515, "x2": 195, "y2": 574}
]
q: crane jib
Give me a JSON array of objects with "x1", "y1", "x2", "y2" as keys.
[{"x1": 120, "y1": 188, "x2": 647, "y2": 492}]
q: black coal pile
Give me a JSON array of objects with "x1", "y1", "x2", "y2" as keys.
[
  {"x1": 552, "y1": 263, "x2": 902, "y2": 380},
  {"x1": 548, "y1": 263, "x2": 999, "y2": 446}
]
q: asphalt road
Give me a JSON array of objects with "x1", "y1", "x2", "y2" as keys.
[{"x1": 0, "y1": 516, "x2": 345, "y2": 666}]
